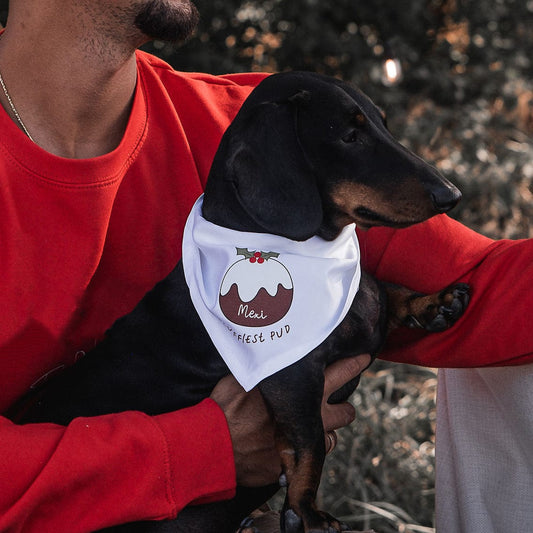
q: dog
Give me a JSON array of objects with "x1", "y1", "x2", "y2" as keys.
[{"x1": 21, "y1": 72, "x2": 469, "y2": 533}]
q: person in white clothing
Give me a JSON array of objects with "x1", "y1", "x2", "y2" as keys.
[{"x1": 436, "y1": 366, "x2": 533, "y2": 532}]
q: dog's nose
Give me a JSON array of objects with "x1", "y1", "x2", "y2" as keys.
[{"x1": 431, "y1": 186, "x2": 462, "y2": 213}]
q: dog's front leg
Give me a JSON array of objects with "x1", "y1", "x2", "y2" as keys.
[{"x1": 258, "y1": 356, "x2": 348, "y2": 533}]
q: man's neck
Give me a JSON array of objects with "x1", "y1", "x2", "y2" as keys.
[{"x1": 0, "y1": 15, "x2": 140, "y2": 158}]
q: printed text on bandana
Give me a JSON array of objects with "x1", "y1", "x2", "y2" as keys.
[{"x1": 225, "y1": 324, "x2": 291, "y2": 345}]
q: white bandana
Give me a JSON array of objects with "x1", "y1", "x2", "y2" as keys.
[{"x1": 182, "y1": 195, "x2": 361, "y2": 391}]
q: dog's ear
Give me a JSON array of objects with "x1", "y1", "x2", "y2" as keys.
[{"x1": 225, "y1": 98, "x2": 322, "y2": 241}]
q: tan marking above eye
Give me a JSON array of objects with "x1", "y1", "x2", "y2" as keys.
[{"x1": 354, "y1": 113, "x2": 366, "y2": 125}]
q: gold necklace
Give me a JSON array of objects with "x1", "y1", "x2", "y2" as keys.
[{"x1": 0, "y1": 69, "x2": 35, "y2": 142}]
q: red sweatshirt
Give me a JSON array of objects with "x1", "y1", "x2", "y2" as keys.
[
  {"x1": 0, "y1": 50, "x2": 531, "y2": 531},
  {"x1": 0, "y1": 51, "x2": 266, "y2": 532}
]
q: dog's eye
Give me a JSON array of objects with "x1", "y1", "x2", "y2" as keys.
[{"x1": 342, "y1": 131, "x2": 358, "y2": 143}]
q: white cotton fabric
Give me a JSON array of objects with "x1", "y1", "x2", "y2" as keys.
[
  {"x1": 436, "y1": 365, "x2": 533, "y2": 532},
  {"x1": 182, "y1": 195, "x2": 361, "y2": 391}
]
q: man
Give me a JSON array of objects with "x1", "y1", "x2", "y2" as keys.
[
  {"x1": 0, "y1": 1, "x2": 369, "y2": 530},
  {"x1": 1, "y1": 1, "x2": 533, "y2": 532}
]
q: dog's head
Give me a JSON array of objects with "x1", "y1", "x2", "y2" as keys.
[{"x1": 204, "y1": 71, "x2": 461, "y2": 241}]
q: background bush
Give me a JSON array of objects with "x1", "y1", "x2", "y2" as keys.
[{"x1": 1, "y1": 1, "x2": 532, "y2": 530}]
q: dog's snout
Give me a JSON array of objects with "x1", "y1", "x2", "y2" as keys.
[{"x1": 431, "y1": 185, "x2": 462, "y2": 213}]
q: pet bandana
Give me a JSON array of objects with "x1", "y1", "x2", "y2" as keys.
[{"x1": 182, "y1": 195, "x2": 361, "y2": 391}]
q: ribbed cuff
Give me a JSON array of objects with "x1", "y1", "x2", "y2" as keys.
[{"x1": 153, "y1": 398, "x2": 236, "y2": 516}]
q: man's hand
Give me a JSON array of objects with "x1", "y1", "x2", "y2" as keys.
[
  {"x1": 210, "y1": 354, "x2": 371, "y2": 487},
  {"x1": 322, "y1": 354, "x2": 371, "y2": 431},
  {"x1": 211, "y1": 375, "x2": 279, "y2": 487}
]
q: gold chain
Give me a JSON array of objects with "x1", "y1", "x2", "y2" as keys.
[{"x1": 0, "y1": 69, "x2": 35, "y2": 142}]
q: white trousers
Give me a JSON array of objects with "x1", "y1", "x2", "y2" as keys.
[{"x1": 436, "y1": 365, "x2": 533, "y2": 532}]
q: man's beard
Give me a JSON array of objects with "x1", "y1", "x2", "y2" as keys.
[{"x1": 134, "y1": 0, "x2": 200, "y2": 43}]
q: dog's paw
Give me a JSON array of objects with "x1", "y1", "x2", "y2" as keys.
[{"x1": 405, "y1": 283, "x2": 470, "y2": 332}]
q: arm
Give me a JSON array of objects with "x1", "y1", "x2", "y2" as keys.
[
  {"x1": 1, "y1": 358, "x2": 370, "y2": 533},
  {"x1": 358, "y1": 214, "x2": 533, "y2": 367},
  {"x1": 0, "y1": 400, "x2": 235, "y2": 532}
]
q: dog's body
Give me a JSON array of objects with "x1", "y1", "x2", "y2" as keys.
[{"x1": 21, "y1": 72, "x2": 469, "y2": 533}]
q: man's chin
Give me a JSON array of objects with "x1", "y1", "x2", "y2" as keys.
[{"x1": 135, "y1": 0, "x2": 200, "y2": 44}]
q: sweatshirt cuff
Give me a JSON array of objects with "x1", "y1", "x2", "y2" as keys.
[{"x1": 153, "y1": 398, "x2": 236, "y2": 516}]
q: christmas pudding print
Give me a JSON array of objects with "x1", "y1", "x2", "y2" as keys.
[{"x1": 219, "y1": 248, "x2": 294, "y2": 327}]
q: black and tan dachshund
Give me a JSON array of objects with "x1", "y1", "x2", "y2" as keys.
[{"x1": 21, "y1": 72, "x2": 469, "y2": 533}]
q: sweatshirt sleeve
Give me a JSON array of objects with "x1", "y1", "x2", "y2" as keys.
[
  {"x1": 0, "y1": 399, "x2": 235, "y2": 533},
  {"x1": 358, "y1": 214, "x2": 533, "y2": 368}
]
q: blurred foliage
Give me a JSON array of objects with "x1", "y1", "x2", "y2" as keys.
[
  {"x1": 140, "y1": 0, "x2": 532, "y2": 103},
  {"x1": 321, "y1": 362, "x2": 440, "y2": 532}
]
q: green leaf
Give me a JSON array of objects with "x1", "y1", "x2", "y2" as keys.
[
  {"x1": 236, "y1": 247, "x2": 254, "y2": 259},
  {"x1": 261, "y1": 251, "x2": 280, "y2": 260}
]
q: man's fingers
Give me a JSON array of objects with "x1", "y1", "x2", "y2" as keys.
[
  {"x1": 323, "y1": 354, "x2": 371, "y2": 397},
  {"x1": 321, "y1": 354, "x2": 371, "y2": 432},
  {"x1": 322, "y1": 401, "x2": 356, "y2": 431}
]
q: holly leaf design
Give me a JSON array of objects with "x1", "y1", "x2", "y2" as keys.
[
  {"x1": 261, "y1": 251, "x2": 280, "y2": 261},
  {"x1": 236, "y1": 248, "x2": 280, "y2": 261},
  {"x1": 236, "y1": 247, "x2": 254, "y2": 259}
]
